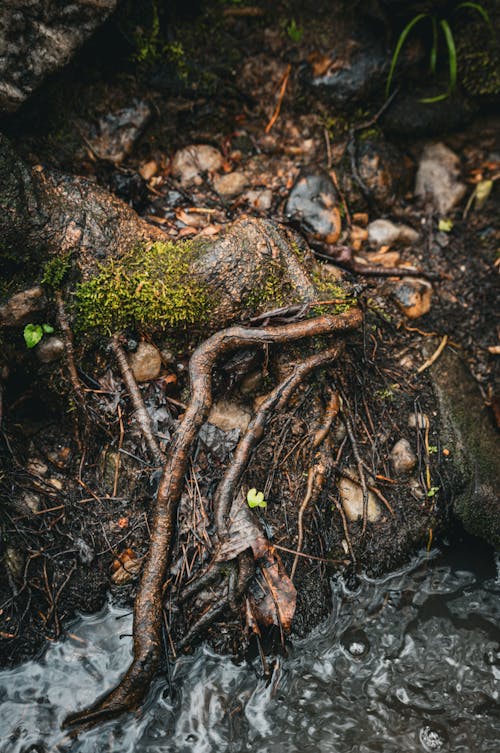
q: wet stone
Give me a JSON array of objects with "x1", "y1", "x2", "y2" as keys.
[
  {"x1": 368, "y1": 219, "x2": 419, "y2": 247},
  {"x1": 128, "y1": 342, "x2": 161, "y2": 382},
  {"x1": 36, "y1": 336, "x2": 65, "y2": 363},
  {"x1": 88, "y1": 99, "x2": 152, "y2": 164},
  {"x1": 391, "y1": 277, "x2": 432, "y2": 319},
  {"x1": 286, "y1": 171, "x2": 341, "y2": 242},
  {"x1": 171, "y1": 144, "x2": 223, "y2": 186},
  {"x1": 0, "y1": 286, "x2": 47, "y2": 326},
  {"x1": 354, "y1": 139, "x2": 413, "y2": 208},
  {"x1": 244, "y1": 189, "x2": 273, "y2": 211},
  {"x1": 390, "y1": 438, "x2": 417, "y2": 476},
  {"x1": 207, "y1": 399, "x2": 252, "y2": 434},
  {"x1": 339, "y1": 474, "x2": 380, "y2": 523},
  {"x1": 212, "y1": 171, "x2": 247, "y2": 198},
  {"x1": 415, "y1": 143, "x2": 467, "y2": 216}
]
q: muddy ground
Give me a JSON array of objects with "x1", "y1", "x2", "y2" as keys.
[{"x1": 0, "y1": 0, "x2": 498, "y2": 668}]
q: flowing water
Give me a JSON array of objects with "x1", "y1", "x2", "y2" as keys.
[{"x1": 1, "y1": 538, "x2": 499, "y2": 753}]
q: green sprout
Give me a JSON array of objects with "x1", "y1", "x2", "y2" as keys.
[
  {"x1": 24, "y1": 323, "x2": 54, "y2": 349},
  {"x1": 286, "y1": 19, "x2": 304, "y2": 43},
  {"x1": 427, "y1": 486, "x2": 440, "y2": 498},
  {"x1": 247, "y1": 488, "x2": 267, "y2": 509},
  {"x1": 386, "y1": 2, "x2": 492, "y2": 102}
]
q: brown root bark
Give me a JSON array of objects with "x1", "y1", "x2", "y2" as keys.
[{"x1": 63, "y1": 308, "x2": 361, "y2": 729}]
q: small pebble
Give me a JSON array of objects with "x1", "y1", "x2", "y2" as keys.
[
  {"x1": 129, "y1": 342, "x2": 161, "y2": 382},
  {"x1": 390, "y1": 438, "x2": 417, "y2": 475}
]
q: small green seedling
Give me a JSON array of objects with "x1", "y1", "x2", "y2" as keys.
[
  {"x1": 438, "y1": 218, "x2": 454, "y2": 232},
  {"x1": 23, "y1": 323, "x2": 54, "y2": 349},
  {"x1": 247, "y1": 488, "x2": 267, "y2": 509},
  {"x1": 427, "y1": 486, "x2": 440, "y2": 498},
  {"x1": 286, "y1": 19, "x2": 304, "y2": 43}
]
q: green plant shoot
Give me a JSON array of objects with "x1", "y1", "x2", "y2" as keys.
[{"x1": 247, "y1": 488, "x2": 267, "y2": 509}]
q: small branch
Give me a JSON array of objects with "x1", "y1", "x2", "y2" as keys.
[{"x1": 111, "y1": 337, "x2": 164, "y2": 466}]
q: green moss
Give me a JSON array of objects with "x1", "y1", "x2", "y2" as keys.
[
  {"x1": 74, "y1": 240, "x2": 212, "y2": 335},
  {"x1": 244, "y1": 260, "x2": 292, "y2": 309},
  {"x1": 310, "y1": 269, "x2": 357, "y2": 315},
  {"x1": 42, "y1": 254, "x2": 72, "y2": 289}
]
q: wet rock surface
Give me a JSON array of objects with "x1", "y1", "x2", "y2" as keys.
[
  {"x1": 415, "y1": 143, "x2": 467, "y2": 216},
  {"x1": 0, "y1": 0, "x2": 117, "y2": 112},
  {"x1": 391, "y1": 277, "x2": 432, "y2": 319},
  {"x1": 286, "y1": 171, "x2": 341, "y2": 242},
  {"x1": 429, "y1": 347, "x2": 500, "y2": 548}
]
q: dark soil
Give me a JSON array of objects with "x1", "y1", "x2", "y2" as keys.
[{"x1": 0, "y1": 0, "x2": 498, "y2": 668}]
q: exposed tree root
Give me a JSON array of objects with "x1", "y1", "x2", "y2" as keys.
[{"x1": 63, "y1": 307, "x2": 361, "y2": 730}]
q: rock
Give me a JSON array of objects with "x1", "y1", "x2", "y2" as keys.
[
  {"x1": 0, "y1": 286, "x2": 46, "y2": 326},
  {"x1": 212, "y1": 171, "x2": 247, "y2": 198},
  {"x1": 415, "y1": 143, "x2": 467, "y2": 215},
  {"x1": 128, "y1": 342, "x2": 161, "y2": 382},
  {"x1": 36, "y1": 336, "x2": 64, "y2": 363},
  {"x1": 352, "y1": 139, "x2": 414, "y2": 208},
  {"x1": 240, "y1": 370, "x2": 263, "y2": 395},
  {"x1": 427, "y1": 347, "x2": 500, "y2": 548},
  {"x1": 382, "y1": 89, "x2": 476, "y2": 138},
  {"x1": 109, "y1": 170, "x2": 148, "y2": 212},
  {"x1": 171, "y1": 145, "x2": 223, "y2": 186},
  {"x1": 408, "y1": 412, "x2": 429, "y2": 430},
  {"x1": 20, "y1": 490, "x2": 41, "y2": 513},
  {"x1": 207, "y1": 399, "x2": 252, "y2": 434},
  {"x1": 390, "y1": 438, "x2": 417, "y2": 475},
  {"x1": 88, "y1": 99, "x2": 152, "y2": 164},
  {"x1": 244, "y1": 189, "x2": 273, "y2": 211},
  {"x1": 286, "y1": 171, "x2": 341, "y2": 242},
  {"x1": 0, "y1": 0, "x2": 117, "y2": 112},
  {"x1": 301, "y1": 29, "x2": 389, "y2": 110},
  {"x1": 368, "y1": 219, "x2": 419, "y2": 247},
  {"x1": 27, "y1": 458, "x2": 48, "y2": 476},
  {"x1": 391, "y1": 277, "x2": 432, "y2": 319},
  {"x1": 339, "y1": 474, "x2": 381, "y2": 523}
]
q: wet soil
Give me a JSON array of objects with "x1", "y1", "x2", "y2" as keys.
[{"x1": 0, "y1": 0, "x2": 498, "y2": 668}]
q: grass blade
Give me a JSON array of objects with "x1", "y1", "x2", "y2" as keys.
[
  {"x1": 386, "y1": 13, "x2": 429, "y2": 97},
  {"x1": 455, "y1": 2, "x2": 493, "y2": 30},
  {"x1": 440, "y1": 19, "x2": 457, "y2": 91},
  {"x1": 430, "y1": 16, "x2": 438, "y2": 74}
]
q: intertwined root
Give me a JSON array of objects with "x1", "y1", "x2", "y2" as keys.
[{"x1": 63, "y1": 308, "x2": 362, "y2": 730}]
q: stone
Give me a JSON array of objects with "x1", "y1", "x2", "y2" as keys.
[
  {"x1": 0, "y1": 1, "x2": 117, "y2": 112},
  {"x1": 301, "y1": 29, "x2": 389, "y2": 110},
  {"x1": 408, "y1": 412, "x2": 429, "y2": 430},
  {"x1": 171, "y1": 144, "x2": 223, "y2": 186},
  {"x1": 27, "y1": 458, "x2": 48, "y2": 477},
  {"x1": 368, "y1": 219, "x2": 419, "y2": 247},
  {"x1": 415, "y1": 143, "x2": 467, "y2": 215},
  {"x1": 0, "y1": 286, "x2": 47, "y2": 326},
  {"x1": 36, "y1": 336, "x2": 64, "y2": 363},
  {"x1": 339, "y1": 474, "x2": 380, "y2": 523},
  {"x1": 354, "y1": 139, "x2": 414, "y2": 208},
  {"x1": 391, "y1": 277, "x2": 432, "y2": 319},
  {"x1": 208, "y1": 399, "x2": 252, "y2": 434},
  {"x1": 244, "y1": 189, "x2": 273, "y2": 211},
  {"x1": 20, "y1": 490, "x2": 41, "y2": 513},
  {"x1": 286, "y1": 171, "x2": 341, "y2": 242},
  {"x1": 390, "y1": 438, "x2": 417, "y2": 475},
  {"x1": 128, "y1": 342, "x2": 161, "y2": 382},
  {"x1": 88, "y1": 99, "x2": 152, "y2": 164},
  {"x1": 427, "y1": 347, "x2": 500, "y2": 548},
  {"x1": 212, "y1": 171, "x2": 247, "y2": 198}
]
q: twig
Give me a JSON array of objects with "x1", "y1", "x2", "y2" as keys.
[
  {"x1": 111, "y1": 337, "x2": 164, "y2": 465},
  {"x1": 265, "y1": 64, "x2": 292, "y2": 133},
  {"x1": 417, "y1": 335, "x2": 448, "y2": 374}
]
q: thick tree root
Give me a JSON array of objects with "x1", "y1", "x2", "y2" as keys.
[{"x1": 63, "y1": 308, "x2": 362, "y2": 729}]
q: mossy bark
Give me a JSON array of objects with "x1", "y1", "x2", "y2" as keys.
[{"x1": 0, "y1": 134, "x2": 348, "y2": 337}]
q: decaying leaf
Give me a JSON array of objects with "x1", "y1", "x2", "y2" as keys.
[{"x1": 111, "y1": 548, "x2": 142, "y2": 585}]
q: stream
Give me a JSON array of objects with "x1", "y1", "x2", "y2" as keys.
[{"x1": 1, "y1": 537, "x2": 499, "y2": 753}]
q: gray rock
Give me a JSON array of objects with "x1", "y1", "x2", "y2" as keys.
[
  {"x1": 390, "y1": 438, "x2": 417, "y2": 475},
  {"x1": 286, "y1": 171, "x2": 341, "y2": 242},
  {"x1": 128, "y1": 342, "x2": 161, "y2": 382},
  {"x1": 368, "y1": 219, "x2": 419, "y2": 247},
  {"x1": 87, "y1": 99, "x2": 152, "y2": 164},
  {"x1": 415, "y1": 143, "x2": 467, "y2": 215},
  {"x1": 0, "y1": 1, "x2": 117, "y2": 112},
  {"x1": 36, "y1": 336, "x2": 64, "y2": 363},
  {"x1": 428, "y1": 346, "x2": 500, "y2": 548},
  {"x1": 0, "y1": 286, "x2": 46, "y2": 326},
  {"x1": 244, "y1": 189, "x2": 273, "y2": 211},
  {"x1": 171, "y1": 144, "x2": 223, "y2": 186}
]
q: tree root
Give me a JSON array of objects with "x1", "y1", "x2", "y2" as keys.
[{"x1": 63, "y1": 307, "x2": 361, "y2": 730}]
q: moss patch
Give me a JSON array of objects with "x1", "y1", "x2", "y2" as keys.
[
  {"x1": 42, "y1": 254, "x2": 72, "y2": 289},
  {"x1": 74, "y1": 240, "x2": 212, "y2": 335}
]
